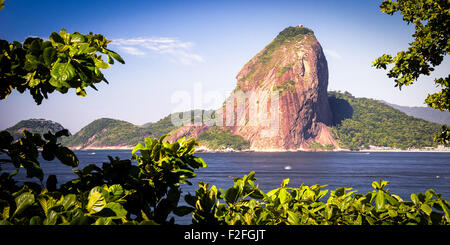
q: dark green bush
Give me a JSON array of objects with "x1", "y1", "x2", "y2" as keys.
[{"x1": 0, "y1": 132, "x2": 206, "y2": 225}]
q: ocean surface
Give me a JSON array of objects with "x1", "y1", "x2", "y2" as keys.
[{"x1": 3, "y1": 150, "x2": 449, "y2": 224}]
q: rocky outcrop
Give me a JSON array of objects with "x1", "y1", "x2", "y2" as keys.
[{"x1": 168, "y1": 25, "x2": 338, "y2": 151}]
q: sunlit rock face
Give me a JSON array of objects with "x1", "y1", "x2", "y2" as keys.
[{"x1": 168, "y1": 26, "x2": 337, "y2": 151}]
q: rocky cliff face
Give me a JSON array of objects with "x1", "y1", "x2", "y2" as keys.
[{"x1": 169, "y1": 25, "x2": 337, "y2": 150}]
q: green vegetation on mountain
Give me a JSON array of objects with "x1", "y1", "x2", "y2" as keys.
[
  {"x1": 144, "y1": 110, "x2": 250, "y2": 150},
  {"x1": 262, "y1": 26, "x2": 314, "y2": 61},
  {"x1": 62, "y1": 118, "x2": 152, "y2": 148},
  {"x1": 309, "y1": 142, "x2": 335, "y2": 151},
  {"x1": 240, "y1": 25, "x2": 315, "y2": 86},
  {"x1": 273, "y1": 80, "x2": 296, "y2": 93},
  {"x1": 5, "y1": 118, "x2": 68, "y2": 140},
  {"x1": 276, "y1": 65, "x2": 292, "y2": 78},
  {"x1": 328, "y1": 91, "x2": 441, "y2": 150},
  {"x1": 197, "y1": 127, "x2": 250, "y2": 150},
  {"x1": 144, "y1": 109, "x2": 211, "y2": 138}
]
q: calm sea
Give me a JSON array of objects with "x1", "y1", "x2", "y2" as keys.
[{"x1": 3, "y1": 150, "x2": 449, "y2": 224}]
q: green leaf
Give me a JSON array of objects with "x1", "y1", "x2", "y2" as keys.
[
  {"x1": 93, "y1": 217, "x2": 115, "y2": 225},
  {"x1": 55, "y1": 146, "x2": 79, "y2": 167},
  {"x1": 28, "y1": 39, "x2": 42, "y2": 55},
  {"x1": 326, "y1": 206, "x2": 334, "y2": 220},
  {"x1": 224, "y1": 187, "x2": 240, "y2": 204},
  {"x1": 59, "y1": 28, "x2": 70, "y2": 43},
  {"x1": 334, "y1": 187, "x2": 345, "y2": 197},
  {"x1": 420, "y1": 203, "x2": 432, "y2": 216},
  {"x1": 76, "y1": 87, "x2": 87, "y2": 97},
  {"x1": 51, "y1": 62, "x2": 76, "y2": 84},
  {"x1": 388, "y1": 209, "x2": 398, "y2": 218},
  {"x1": 138, "y1": 220, "x2": 159, "y2": 225},
  {"x1": 287, "y1": 210, "x2": 300, "y2": 225},
  {"x1": 175, "y1": 169, "x2": 196, "y2": 179},
  {"x1": 159, "y1": 134, "x2": 169, "y2": 143},
  {"x1": 384, "y1": 193, "x2": 399, "y2": 206},
  {"x1": 87, "y1": 190, "x2": 106, "y2": 214},
  {"x1": 42, "y1": 142, "x2": 57, "y2": 161},
  {"x1": 43, "y1": 210, "x2": 59, "y2": 225},
  {"x1": 375, "y1": 191, "x2": 385, "y2": 210},
  {"x1": 406, "y1": 212, "x2": 419, "y2": 223},
  {"x1": 94, "y1": 57, "x2": 110, "y2": 69},
  {"x1": 249, "y1": 189, "x2": 265, "y2": 200},
  {"x1": 173, "y1": 206, "x2": 194, "y2": 216},
  {"x1": 104, "y1": 203, "x2": 127, "y2": 218},
  {"x1": 30, "y1": 216, "x2": 42, "y2": 225},
  {"x1": 21, "y1": 160, "x2": 44, "y2": 181},
  {"x1": 69, "y1": 215, "x2": 90, "y2": 225},
  {"x1": 0, "y1": 131, "x2": 13, "y2": 147},
  {"x1": 48, "y1": 77, "x2": 62, "y2": 88},
  {"x1": 411, "y1": 193, "x2": 419, "y2": 205},
  {"x1": 61, "y1": 194, "x2": 77, "y2": 210},
  {"x1": 1, "y1": 203, "x2": 10, "y2": 220},
  {"x1": 107, "y1": 54, "x2": 114, "y2": 65},
  {"x1": 438, "y1": 200, "x2": 450, "y2": 222},
  {"x1": 13, "y1": 192, "x2": 35, "y2": 217},
  {"x1": 184, "y1": 195, "x2": 196, "y2": 208},
  {"x1": 108, "y1": 185, "x2": 124, "y2": 200},
  {"x1": 28, "y1": 78, "x2": 41, "y2": 88},
  {"x1": 43, "y1": 47, "x2": 57, "y2": 66},
  {"x1": 193, "y1": 157, "x2": 207, "y2": 168},
  {"x1": 278, "y1": 188, "x2": 289, "y2": 205},
  {"x1": 267, "y1": 188, "x2": 279, "y2": 199},
  {"x1": 50, "y1": 32, "x2": 65, "y2": 44},
  {"x1": 280, "y1": 178, "x2": 290, "y2": 188},
  {"x1": 0, "y1": 219, "x2": 12, "y2": 225},
  {"x1": 106, "y1": 49, "x2": 125, "y2": 64},
  {"x1": 71, "y1": 33, "x2": 85, "y2": 43},
  {"x1": 55, "y1": 129, "x2": 70, "y2": 138}
]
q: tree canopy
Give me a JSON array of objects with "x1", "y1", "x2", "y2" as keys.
[
  {"x1": 0, "y1": 29, "x2": 124, "y2": 104},
  {"x1": 373, "y1": 0, "x2": 450, "y2": 145}
]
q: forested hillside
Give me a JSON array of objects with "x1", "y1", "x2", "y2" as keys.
[
  {"x1": 144, "y1": 110, "x2": 212, "y2": 138},
  {"x1": 197, "y1": 127, "x2": 250, "y2": 150},
  {"x1": 61, "y1": 118, "x2": 152, "y2": 148},
  {"x1": 328, "y1": 91, "x2": 441, "y2": 150}
]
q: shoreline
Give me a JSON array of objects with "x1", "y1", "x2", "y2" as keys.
[{"x1": 69, "y1": 146, "x2": 450, "y2": 153}]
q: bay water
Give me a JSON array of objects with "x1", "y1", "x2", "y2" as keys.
[{"x1": 3, "y1": 150, "x2": 449, "y2": 224}]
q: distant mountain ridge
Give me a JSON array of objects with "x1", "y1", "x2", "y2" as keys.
[
  {"x1": 381, "y1": 101, "x2": 450, "y2": 125},
  {"x1": 3, "y1": 93, "x2": 444, "y2": 151}
]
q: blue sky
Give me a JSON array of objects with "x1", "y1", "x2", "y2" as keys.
[{"x1": 0, "y1": 0, "x2": 448, "y2": 133}]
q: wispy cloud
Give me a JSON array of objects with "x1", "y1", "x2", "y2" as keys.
[
  {"x1": 111, "y1": 37, "x2": 204, "y2": 65},
  {"x1": 118, "y1": 46, "x2": 146, "y2": 56},
  {"x1": 324, "y1": 49, "x2": 342, "y2": 60}
]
